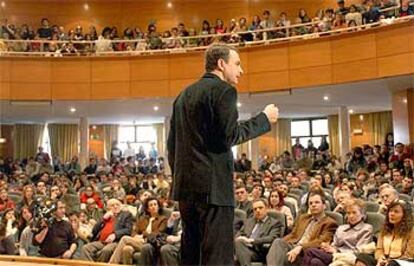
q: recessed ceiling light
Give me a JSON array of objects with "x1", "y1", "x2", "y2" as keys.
[
  {"x1": 167, "y1": 2, "x2": 172, "y2": 8},
  {"x1": 153, "y1": 106, "x2": 159, "y2": 111},
  {"x1": 349, "y1": 109, "x2": 354, "y2": 114},
  {"x1": 323, "y1": 96, "x2": 329, "y2": 101},
  {"x1": 0, "y1": 138, "x2": 6, "y2": 144},
  {"x1": 70, "y1": 107, "x2": 76, "y2": 113},
  {"x1": 403, "y1": 98, "x2": 408, "y2": 104},
  {"x1": 237, "y1": 102, "x2": 242, "y2": 108},
  {"x1": 92, "y1": 125, "x2": 97, "y2": 130},
  {"x1": 359, "y1": 115, "x2": 364, "y2": 121},
  {"x1": 1, "y1": 1, "x2": 5, "y2": 8},
  {"x1": 83, "y1": 3, "x2": 89, "y2": 10}
]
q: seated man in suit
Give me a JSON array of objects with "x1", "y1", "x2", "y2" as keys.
[
  {"x1": 266, "y1": 191, "x2": 338, "y2": 266},
  {"x1": 235, "y1": 198, "x2": 283, "y2": 266}
]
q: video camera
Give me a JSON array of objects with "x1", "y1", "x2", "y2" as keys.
[{"x1": 31, "y1": 197, "x2": 57, "y2": 233}]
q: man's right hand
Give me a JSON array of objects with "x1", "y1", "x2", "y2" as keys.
[{"x1": 263, "y1": 104, "x2": 279, "y2": 123}]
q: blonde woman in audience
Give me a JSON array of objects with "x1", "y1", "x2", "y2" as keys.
[{"x1": 268, "y1": 189, "x2": 294, "y2": 228}]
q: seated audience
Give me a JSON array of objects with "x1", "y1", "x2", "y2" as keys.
[
  {"x1": 302, "y1": 198, "x2": 373, "y2": 265},
  {"x1": 80, "y1": 198, "x2": 133, "y2": 262},
  {"x1": 266, "y1": 191, "x2": 338, "y2": 265}
]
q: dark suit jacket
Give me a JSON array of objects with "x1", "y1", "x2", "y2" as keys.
[
  {"x1": 167, "y1": 73, "x2": 271, "y2": 206},
  {"x1": 284, "y1": 213, "x2": 338, "y2": 249},
  {"x1": 237, "y1": 215, "x2": 283, "y2": 246},
  {"x1": 91, "y1": 210, "x2": 133, "y2": 242}
]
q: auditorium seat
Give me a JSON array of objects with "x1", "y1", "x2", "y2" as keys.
[{"x1": 326, "y1": 211, "x2": 344, "y2": 225}]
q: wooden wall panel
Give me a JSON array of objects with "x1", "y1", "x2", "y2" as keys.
[
  {"x1": 376, "y1": 25, "x2": 414, "y2": 57},
  {"x1": 10, "y1": 60, "x2": 51, "y2": 83},
  {"x1": 51, "y1": 60, "x2": 91, "y2": 83},
  {"x1": 52, "y1": 83, "x2": 91, "y2": 100},
  {"x1": 10, "y1": 83, "x2": 51, "y2": 100},
  {"x1": 0, "y1": 125, "x2": 14, "y2": 158},
  {"x1": 91, "y1": 59, "x2": 130, "y2": 82},
  {"x1": 130, "y1": 80, "x2": 169, "y2": 98},
  {"x1": 169, "y1": 53, "x2": 204, "y2": 80},
  {"x1": 290, "y1": 65, "x2": 332, "y2": 88},
  {"x1": 130, "y1": 57, "x2": 169, "y2": 81},
  {"x1": 377, "y1": 53, "x2": 414, "y2": 77},
  {"x1": 332, "y1": 34, "x2": 376, "y2": 64},
  {"x1": 333, "y1": 59, "x2": 377, "y2": 83},
  {"x1": 247, "y1": 46, "x2": 289, "y2": 73},
  {"x1": 0, "y1": 83, "x2": 10, "y2": 100},
  {"x1": 350, "y1": 114, "x2": 371, "y2": 148},
  {"x1": 248, "y1": 71, "x2": 290, "y2": 92},
  {"x1": 408, "y1": 89, "x2": 414, "y2": 143},
  {"x1": 89, "y1": 125, "x2": 104, "y2": 159},
  {"x1": 91, "y1": 82, "x2": 130, "y2": 99},
  {"x1": 0, "y1": 60, "x2": 11, "y2": 82},
  {"x1": 289, "y1": 41, "x2": 332, "y2": 69}
]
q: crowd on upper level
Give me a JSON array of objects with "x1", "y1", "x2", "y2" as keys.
[{"x1": 0, "y1": 0, "x2": 413, "y2": 55}]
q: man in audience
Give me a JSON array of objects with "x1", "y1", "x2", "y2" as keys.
[
  {"x1": 235, "y1": 198, "x2": 283, "y2": 266},
  {"x1": 266, "y1": 191, "x2": 338, "y2": 266},
  {"x1": 235, "y1": 153, "x2": 252, "y2": 173},
  {"x1": 33, "y1": 200, "x2": 76, "y2": 258},
  {"x1": 378, "y1": 187, "x2": 399, "y2": 214},
  {"x1": 160, "y1": 211, "x2": 182, "y2": 266},
  {"x1": 235, "y1": 185, "x2": 253, "y2": 218},
  {"x1": 80, "y1": 198, "x2": 133, "y2": 262},
  {"x1": 398, "y1": 176, "x2": 413, "y2": 195}
]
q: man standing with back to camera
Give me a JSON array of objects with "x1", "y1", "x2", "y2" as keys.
[{"x1": 167, "y1": 43, "x2": 279, "y2": 265}]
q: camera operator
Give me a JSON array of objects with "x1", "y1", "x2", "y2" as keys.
[{"x1": 33, "y1": 200, "x2": 76, "y2": 258}]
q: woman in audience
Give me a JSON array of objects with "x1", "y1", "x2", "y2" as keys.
[
  {"x1": 108, "y1": 197, "x2": 167, "y2": 265},
  {"x1": 1, "y1": 208, "x2": 18, "y2": 239},
  {"x1": 80, "y1": 185, "x2": 103, "y2": 209},
  {"x1": 16, "y1": 185, "x2": 36, "y2": 213},
  {"x1": 347, "y1": 147, "x2": 368, "y2": 174},
  {"x1": 356, "y1": 200, "x2": 414, "y2": 266},
  {"x1": 268, "y1": 189, "x2": 294, "y2": 228},
  {"x1": 298, "y1": 8, "x2": 311, "y2": 23},
  {"x1": 0, "y1": 188, "x2": 15, "y2": 213},
  {"x1": 0, "y1": 223, "x2": 17, "y2": 255},
  {"x1": 346, "y1": 4, "x2": 363, "y2": 26},
  {"x1": 302, "y1": 199, "x2": 373, "y2": 266},
  {"x1": 18, "y1": 206, "x2": 38, "y2": 256}
]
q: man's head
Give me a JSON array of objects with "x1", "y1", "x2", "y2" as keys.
[
  {"x1": 380, "y1": 187, "x2": 399, "y2": 207},
  {"x1": 402, "y1": 177, "x2": 413, "y2": 190},
  {"x1": 392, "y1": 169, "x2": 403, "y2": 183},
  {"x1": 235, "y1": 185, "x2": 248, "y2": 202},
  {"x1": 205, "y1": 44, "x2": 243, "y2": 86},
  {"x1": 107, "y1": 198, "x2": 122, "y2": 215},
  {"x1": 277, "y1": 183, "x2": 289, "y2": 197},
  {"x1": 263, "y1": 176, "x2": 272, "y2": 188},
  {"x1": 54, "y1": 200, "x2": 66, "y2": 220},
  {"x1": 252, "y1": 184, "x2": 264, "y2": 199},
  {"x1": 252, "y1": 199, "x2": 268, "y2": 221},
  {"x1": 307, "y1": 192, "x2": 326, "y2": 217},
  {"x1": 395, "y1": 143, "x2": 404, "y2": 154}
]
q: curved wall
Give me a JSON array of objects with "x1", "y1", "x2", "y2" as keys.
[{"x1": 1, "y1": 20, "x2": 413, "y2": 100}]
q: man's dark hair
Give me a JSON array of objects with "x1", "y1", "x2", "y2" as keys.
[{"x1": 204, "y1": 44, "x2": 238, "y2": 72}]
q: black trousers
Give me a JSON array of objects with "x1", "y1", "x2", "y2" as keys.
[{"x1": 179, "y1": 200, "x2": 234, "y2": 266}]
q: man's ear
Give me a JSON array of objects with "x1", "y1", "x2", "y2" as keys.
[{"x1": 217, "y1": 58, "x2": 225, "y2": 71}]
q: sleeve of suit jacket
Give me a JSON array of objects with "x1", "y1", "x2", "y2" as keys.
[{"x1": 214, "y1": 85, "x2": 271, "y2": 149}]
